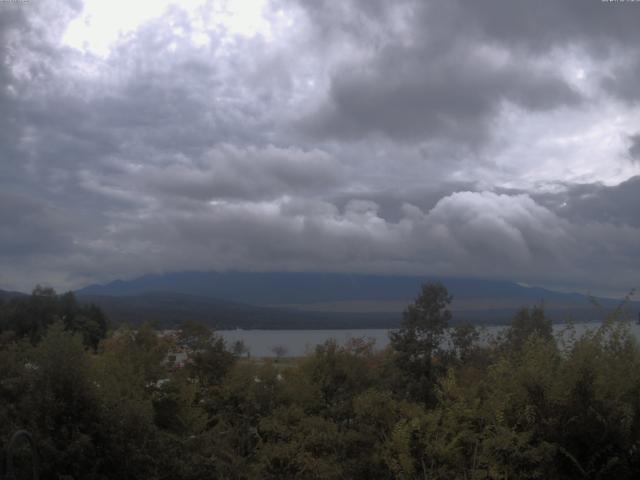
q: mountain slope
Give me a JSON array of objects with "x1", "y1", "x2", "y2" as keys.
[
  {"x1": 77, "y1": 271, "x2": 592, "y2": 304},
  {"x1": 0, "y1": 289, "x2": 28, "y2": 301},
  {"x1": 77, "y1": 271, "x2": 639, "y2": 327}
]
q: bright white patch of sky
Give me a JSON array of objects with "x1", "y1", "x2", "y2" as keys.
[{"x1": 62, "y1": 0, "x2": 275, "y2": 56}]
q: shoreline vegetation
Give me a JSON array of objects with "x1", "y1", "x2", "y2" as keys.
[{"x1": 2, "y1": 284, "x2": 640, "y2": 478}]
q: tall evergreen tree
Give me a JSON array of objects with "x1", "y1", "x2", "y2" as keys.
[{"x1": 390, "y1": 282, "x2": 452, "y2": 405}]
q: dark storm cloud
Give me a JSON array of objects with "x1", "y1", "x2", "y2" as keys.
[
  {"x1": 453, "y1": 0, "x2": 640, "y2": 50},
  {"x1": 630, "y1": 134, "x2": 640, "y2": 162},
  {"x1": 602, "y1": 58, "x2": 640, "y2": 104},
  {"x1": 298, "y1": 0, "x2": 640, "y2": 50},
  {"x1": 0, "y1": 0, "x2": 639, "y2": 294},
  {"x1": 0, "y1": 192, "x2": 74, "y2": 256},
  {"x1": 83, "y1": 189, "x2": 639, "y2": 294},
  {"x1": 302, "y1": 45, "x2": 581, "y2": 143},
  {"x1": 297, "y1": 0, "x2": 640, "y2": 144},
  {"x1": 536, "y1": 176, "x2": 640, "y2": 228},
  {"x1": 129, "y1": 144, "x2": 345, "y2": 202},
  {"x1": 0, "y1": 0, "x2": 92, "y2": 194},
  {"x1": 0, "y1": 5, "x2": 28, "y2": 174},
  {"x1": 296, "y1": 0, "x2": 586, "y2": 143}
]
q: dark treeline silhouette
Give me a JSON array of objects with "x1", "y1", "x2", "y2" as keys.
[
  {"x1": 1, "y1": 283, "x2": 639, "y2": 479},
  {"x1": 0, "y1": 286, "x2": 107, "y2": 348}
]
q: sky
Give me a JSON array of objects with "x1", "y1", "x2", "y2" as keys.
[{"x1": 1, "y1": 0, "x2": 639, "y2": 296}]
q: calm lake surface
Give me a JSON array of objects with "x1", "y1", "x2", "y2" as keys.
[{"x1": 218, "y1": 322, "x2": 640, "y2": 357}]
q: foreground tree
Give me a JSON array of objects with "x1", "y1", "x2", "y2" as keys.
[
  {"x1": 28, "y1": 323, "x2": 102, "y2": 479},
  {"x1": 505, "y1": 305, "x2": 552, "y2": 353},
  {"x1": 451, "y1": 322, "x2": 480, "y2": 362},
  {"x1": 188, "y1": 334, "x2": 236, "y2": 389},
  {"x1": 390, "y1": 282, "x2": 452, "y2": 405}
]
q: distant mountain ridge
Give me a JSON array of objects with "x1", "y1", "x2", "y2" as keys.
[
  {"x1": 77, "y1": 271, "x2": 587, "y2": 304},
  {"x1": 76, "y1": 271, "x2": 639, "y2": 328},
  {"x1": 0, "y1": 289, "x2": 27, "y2": 300}
]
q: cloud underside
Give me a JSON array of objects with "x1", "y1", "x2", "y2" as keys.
[
  {"x1": 0, "y1": 0, "x2": 639, "y2": 293},
  {"x1": 2, "y1": 188, "x2": 638, "y2": 295}
]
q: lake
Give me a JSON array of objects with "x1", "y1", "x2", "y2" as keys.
[{"x1": 218, "y1": 321, "x2": 640, "y2": 357}]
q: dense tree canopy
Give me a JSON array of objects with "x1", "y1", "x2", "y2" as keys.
[
  {"x1": 1, "y1": 283, "x2": 640, "y2": 479},
  {"x1": 0, "y1": 287, "x2": 107, "y2": 348}
]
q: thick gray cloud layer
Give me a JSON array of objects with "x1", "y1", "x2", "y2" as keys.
[
  {"x1": 298, "y1": 0, "x2": 583, "y2": 144},
  {"x1": 630, "y1": 134, "x2": 640, "y2": 163},
  {"x1": 0, "y1": 0, "x2": 639, "y2": 295}
]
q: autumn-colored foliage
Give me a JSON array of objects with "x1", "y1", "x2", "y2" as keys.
[{"x1": 1, "y1": 284, "x2": 640, "y2": 479}]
